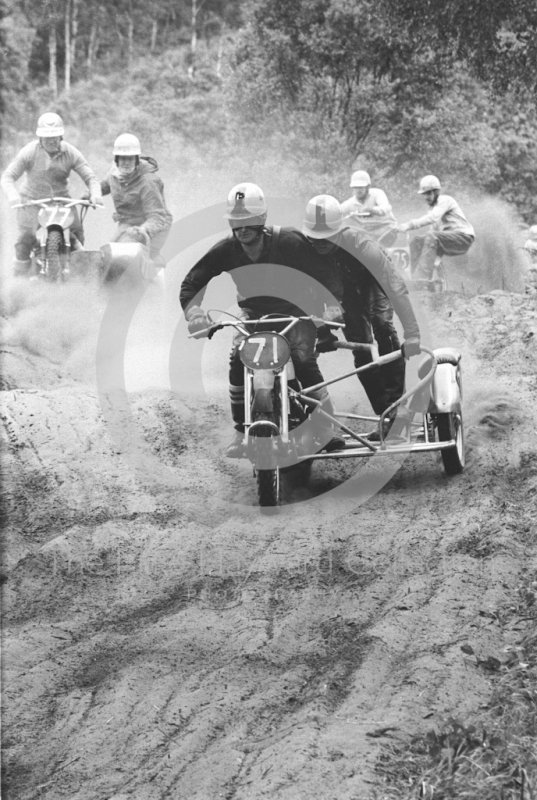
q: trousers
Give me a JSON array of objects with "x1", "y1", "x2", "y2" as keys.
[
  {"x1": 410, "y1": 230, "x2": 474, "y2": 280},
  {"x1": 342, "y1": 283, "x2": 405, "y2": 415}
]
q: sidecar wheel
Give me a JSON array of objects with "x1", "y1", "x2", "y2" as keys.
[
  {"x1": 257, "y1": 468, "x2": 280, "y2": 506},
  {"x1": 45, "y1": 230, "x2": 63, "y2": 282},
  {"x1": 437, "y1": 412, "x2": 464, "y2": 474}
]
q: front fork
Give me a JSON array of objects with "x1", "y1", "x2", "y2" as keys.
[
  {"x1": 35, "y1": 226, "x2": 71, "y2": 276},
  {"x1": 244, "y1": 366, "x2": 289, "y2": 441}
]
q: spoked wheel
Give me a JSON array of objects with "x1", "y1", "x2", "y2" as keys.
[
  {"x1": 437, "y1": 412, "x2": 465, "y2": 474},
  {"x1": 45, "y1": 230, "x2": 63, "y2": 281},
  {"x1": 252, "y1": 411, "x2": 281, "y2": 507}
]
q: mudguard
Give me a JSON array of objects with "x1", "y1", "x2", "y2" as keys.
[
  {"x1": 100, "y1": 242, "x2": 151, "y2": 284},
  {"x1": 427, "y1": 348, "x2": 462, "y2": 414},
  {"x1": 251, "y1": 370, "x2": 276, "y2": 415}
]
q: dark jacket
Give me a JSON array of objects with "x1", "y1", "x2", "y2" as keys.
[
  {"x1": 180, "y1": 226, "x2": 343, "y2": 319},
  {"x1": 322, "y1": 228, "x2": 420, "y2": 339},
  {"x1": 101, "y1": 157, "x2": 172, "y2": 238}
]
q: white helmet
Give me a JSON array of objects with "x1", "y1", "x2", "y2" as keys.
[
  {"x1": 36, "y1": 112, "x2": 64, "y2": 137},
  {"x1": 224, "y1": 183, "x2": 268, "y2": 225},
  {"x1": 113, "y1": 133, "x2": 142, "y2": 157},
  {"x1": 302, "y1": 195, "x2": 344, "y2": 239},
  {"x1": 418, "y1": 175, "x2": 441, "y2": 194},
  {"x1": 350, "y1": 170, "x2": 371, "y2": 188}
]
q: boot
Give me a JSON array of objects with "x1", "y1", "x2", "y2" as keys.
[
  {"x1": 13, "y1": 258, "x2": 31, "y2": 277},
  {"x1": 226, "y1": 430, "x2": 246, "y2": 458},
  {"x1": 313, "y1": 396, "x2": 345, "y2": 452}
]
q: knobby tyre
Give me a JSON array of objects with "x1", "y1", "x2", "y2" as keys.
[
  {"x1": 252, "y1": 410, "x2": 280, "y2": 507},
  {"x1": 45, "y1": 229, "x2": 63, "y2": 282},
  {"x1": 437, "y1": 412, "x2": 464, "y2": 474}
]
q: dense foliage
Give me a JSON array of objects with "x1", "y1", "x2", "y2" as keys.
[{"x1": 1, "y1": 0, "x2": 537, "y2": 220}]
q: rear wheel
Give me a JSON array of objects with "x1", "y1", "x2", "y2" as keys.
[
  {"x1": 45, "y1": 230, "x2": 63, "y2": 281},
  {"x1": 437, "y1": 412, "x2": 464, "y2": 474}
]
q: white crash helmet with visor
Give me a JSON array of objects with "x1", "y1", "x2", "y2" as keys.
[
  {"x1": 302, "y1": 195, "x2": 344, "y2": 240},
  {"x1": 224, "y1": 182, "x2": 268, "y2": 229}
]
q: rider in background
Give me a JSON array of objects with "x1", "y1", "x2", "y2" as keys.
[
  {"x1": 397, "y1": 175, "x2": 475, "y2": 282},
  {"x1": 0, "y1": 112, "x2": 101, "y2": 277},
  {"x1": 100, "y1": 134, "x2": 172, "y2": 272},
  {"x1": 181, "y1": 182, "x2": 346, "y2": 457},
  {"x1": 341, "y1": 170, "x2": 398, "y2": 247},
  {"x1": 303, "y1": 195, "x2": 421, "y2": 440}
]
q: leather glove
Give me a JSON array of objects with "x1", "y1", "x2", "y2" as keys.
[
  {"x1": 89, "y1": 190, "x2": 102, "y2": 207},
  {"x1": 398, "y1": 222, "x2": 411, "y2": 233},
  {"x1": 186, "y1": 305, "x2": 209, "y2": 336},
  {"x1": 315, "y1": 326, "x2": 339, "y2": 353},
  {"x1": 402, "y1": 337, "x2": 421, "y2": 359},
  {"x1": 322, "y1": 304, "x2": 344, "y2": 323}
]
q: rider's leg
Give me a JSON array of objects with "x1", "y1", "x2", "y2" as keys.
[
  {"x1": 435, "y1": 231, "x2": 474, "y2": 257},
  {"x1": 69, "y1": 207, "x2": 85, "y2": 248},
  {"x1": 148, "y1": 227, "x2": 171, "y2": 270},
  {"x1": 288, "y1": 320, "x2": 344, "y2": 450},
  {"x1": 368, "y1": 283, "x2": 406, "y2": 410},
  {"x1": 342, "y1": 293, "x2": 387, "y2": 416},
  {"x1": 412, "y1": 232, "x2": 439, "y2": 280},
  {"x1": 14, "y1": 206, "x2": 38, "y2": 276}
]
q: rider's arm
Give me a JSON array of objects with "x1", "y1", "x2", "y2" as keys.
[
  {"x1": 137, "y1": 177, "x2": 172, "y2": 238},
  {"x1": 100, "y1": 178, "x2": 111, "y2": 197},
  {"x1": 405, "y1": 195, "x2": 452, "y2": 230},
  {"x1": 0, "y1": 144, "x2": 34, "y2": 203},
  {"x1": 369, "y1": 188, "x2": 393, "y2": 216},
  {"x1": 66, "y1": 143, "x2": 102, "y2": 198},
  {"x1": 357, "y1": 238, "x2": 420, "y2": 340},
  {"x1": 180, "y1": 240, "x2": 229, "y2": 312}
]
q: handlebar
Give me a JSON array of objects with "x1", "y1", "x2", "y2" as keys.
[
  {"x1": 187, "y1": 314, "x2": 345, "y2": 340},
  {"x1": 13, "y1": 197, "x2": 104, "y2": 209}
]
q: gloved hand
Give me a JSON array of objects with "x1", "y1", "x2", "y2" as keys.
[
  {"x1": 398, "y1": 222, "x2": 411, "y2": 233},
  {"x1": 125, "y1": 225, "x2": 150, "y2": 245},
  {"x1": 323, "y1": 304, "x2": 344, "y2": 323},
  {"x1": 315, "y1": 326, "x2": 339, "y2": 353},
  {"x1": 8, "y1": 191, "x2": 21, "y2": 207},
  {"x1": 89, "y1": 189, "x2": 102, "y2": 207},
  {"x1": 402, "y1": 337, "x2": 421, "y2": 359},
  {"x1": 186, "y1": 305, "x2": 209, "y2": 336}
]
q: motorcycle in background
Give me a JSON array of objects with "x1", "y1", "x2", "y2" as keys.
[
  {"x1": 13, "y1": 197, "x2": 101, "y2": 282},
  {"x1": 345, "y1": 211, "x2": 447, "y2": 292}
]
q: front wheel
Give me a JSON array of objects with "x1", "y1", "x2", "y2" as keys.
[
  {"x1": 437, "y1": 412, "x2": 464, "y2": 474},
  {"x1": 257, "y1": 468, "x2": 280, "y2": 506},
  {"x1": 45, "y1": 229, "x2": 64, "y2": 281}
]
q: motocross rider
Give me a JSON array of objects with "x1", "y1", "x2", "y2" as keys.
[
  {"x1": 303, "y1": 195, "x2": 421, "y2": 440},
  {"x1": 397, "y1": 175, "x2": 475, "y2": 282},
  {"x1": 0, "y1": 112, "x2": 102, "y2": 277},
  {"x1": 341, "y1": 170, "x2": 398, "y2": 247},
  {"x1": 100, "y1": 134, "x2": 172, "y2": 272},
  {"x1": 181, "y1": 182, "x2": 346, "y2": 457}
]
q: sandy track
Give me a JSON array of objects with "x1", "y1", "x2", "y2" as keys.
[{"x1": 2, "y1": 286, "x2": 537, "y2": 800}]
